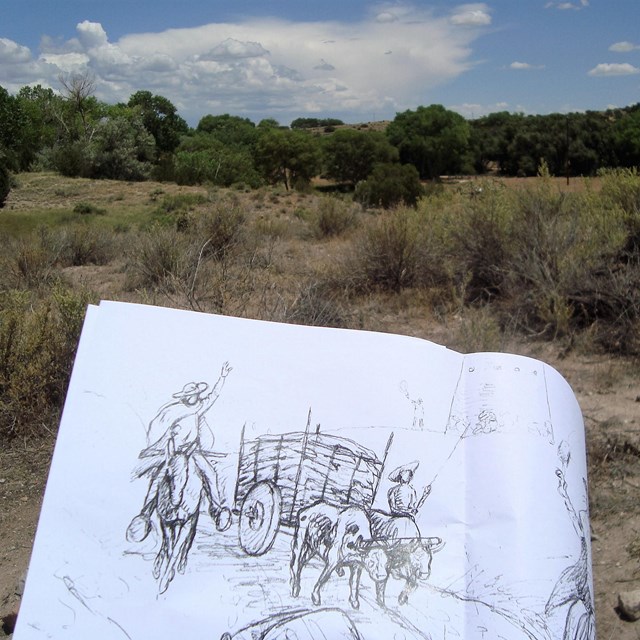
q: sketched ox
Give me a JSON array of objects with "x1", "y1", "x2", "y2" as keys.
[
  {"x1": 364, "y1": 510, "x2": 444, "y2": 606},
  {"x1": 290, "y1": 502, "x2": 388, "y2": 610}
]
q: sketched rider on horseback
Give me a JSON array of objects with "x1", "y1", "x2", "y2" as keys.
[{"x1": 126, "y1": 362, "x2": 233, "y2": 591}]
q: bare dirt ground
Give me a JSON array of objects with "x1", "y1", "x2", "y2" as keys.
[{"x1": 0, "y1": 174, "x2": 638, "y2": 638}]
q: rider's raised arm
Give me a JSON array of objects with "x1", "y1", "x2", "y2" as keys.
[{"x1": 198, "y1": 362, "x2": 233, "y2": 417}]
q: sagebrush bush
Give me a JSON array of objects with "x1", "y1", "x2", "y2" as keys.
[
  {"x1": 599, "y1": 168, "x2": 640, "y2": 258},
  {"x1": 0, "y1": 287, "x2": 92, "y2": 441},
  {"x1": 505, "y1": 182, "x2": 580, "y2": 336},
  {"x1": 58, "y1": 224, "x2": 115, "y2": 266},
  {"x1": 0, "y1": 229, "x2": 62, "y2": 289},
  {"x1": 315, "y1": 197, "x2": 359, "y2": 238},
  {"x1": 188, "y1": 198, "x2": 247, "y2": 261},
  {"x1": 348, "y1": 207, "x2": 424, "y2": 292},
  {"x1": 451, "y1": 180, "x2": 513, "y2": 302},
  {"x1": 283, "y1": 281, "x2": 348, "y2": 328},
  {"x1": 126, "y1": 226, "x2": 186, "y2": 290}
]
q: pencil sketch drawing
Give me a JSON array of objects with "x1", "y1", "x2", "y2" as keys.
[
  {"x1": 221, "y1": 607, "x2": 364, "y2": 640},
  {"x1": 126, "y1": 362, "x2": 233, "y2": 593},
  {"x1": 119, "y1": 357, "x2": 591, "y2": 640},
  {"x1": 234, "y1": 411, "x2": 393, "y2": 556},
  {"x1": 399, "y1": 380, "x2": 424, "y2": 429},
  {"x1": 545, "y1": 441, "x2": 595, "y2": 639},
  {"x1": 289, "y1": 502, "x2": 388, "y2": 609},
  {"x1": 386, "y1": 460, "x2": 431, "y2": 518}
]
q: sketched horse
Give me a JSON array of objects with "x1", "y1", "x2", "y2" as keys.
[{"x1": 127, "y1": 438, "x2": 208, "y2": 593}]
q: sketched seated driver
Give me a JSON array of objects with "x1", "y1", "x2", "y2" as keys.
[
  {"x1": 387, "y1": 460, "x2": 431, "y2": 518},
  {"x1": 127, "y1": 362, "x2": 233, "y2": 540}
]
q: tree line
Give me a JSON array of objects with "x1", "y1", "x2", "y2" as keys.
[{"x1": 1, "y1": 73, "x2": 640, "y2": 207}]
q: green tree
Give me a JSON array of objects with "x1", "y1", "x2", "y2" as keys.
[
  {"x1": 128, "y1": 90, "x2": 189, "y2": 155},
  {"x1": 323, "y1": 128, "x2": 398, "y2": 186},
  {"x1": 0, "y1": 85, "x2": 29, "y2": 170},
  {"x1": 16, "y1": 85, "x2": 62, "y2": 168},
  {"x1": 257, "y1": 118, "x2": 282, "y2": 130},
  {"x1": 613, "y1": 106, "x2": 640, "y2": 168},
  {"x1": 386, "y1": 104, "x2": 471, "y2": 180},
  {"x1": 196, "y1": 114, "x2": 258, "y2": 149},
  {"x1": 290, "y1": 117, "x2": 344, "y2": 129},
  {"x1": 90, "y1": 114, "x2": 156, "y2": 180},
  {"x1": 255, "y1": 128, "x2": 322, "y2": 190},
  {"x1": 173, "y1": 133, "x2": 261, "y2": 187}
]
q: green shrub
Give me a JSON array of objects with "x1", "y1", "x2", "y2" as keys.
[
  {"x1": 0, "y1": 287, "x2": 92, "y2": 441},
  {"x1": 153, "y1": 193, "x2": 209, "y2": 229},
  {"x1": 355, "y1": 163, "x2": 424, "y2": 209},
  {"x1": 51, "y1": 142, "x2": 92, "y2": 178},
  {"x1": 73, "y1": 201, "x2": 106, "y2": 215},
  {"x1": 598, "y1": 168, "x2": 640, "y2": 258}
]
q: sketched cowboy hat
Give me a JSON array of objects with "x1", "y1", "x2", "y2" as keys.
[
  {"x1": 173, "y1": 381, "x2": 209, "y2": 399},
  {"x1": 388, "y1": 460, "x2": 419, "y2": 482}
]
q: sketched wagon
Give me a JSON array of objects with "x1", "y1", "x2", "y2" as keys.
[{"x1": 233, "y1": 417, "x2": 392, "y2": 556}]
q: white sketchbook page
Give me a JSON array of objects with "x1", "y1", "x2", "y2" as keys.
[
  {"x1": 13, "y1": 302, "x2": 593, "y2": 640},
  {"x1": 453, "y1": 352, "x2": 593, "y2": 639}
]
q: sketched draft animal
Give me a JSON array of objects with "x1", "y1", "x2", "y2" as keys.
[
  {"x1": 290, "y1": 502, "x2": 388, "y2": 610},
  {"x1": 127, "y1": 438, "x2": 212, "y2": 593},
  {"x1": 366, "y1": 510, "x2": 444, "y2": 606}
]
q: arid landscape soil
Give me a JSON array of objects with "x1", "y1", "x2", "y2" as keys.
[{"x1": 0, "y1": 174, "x2": 638, "y2": 639}]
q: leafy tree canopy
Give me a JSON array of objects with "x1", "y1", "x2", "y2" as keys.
[
  {"x1": 323, "y1": 128, "x2": 398, "y2": 186},
  {"x1": 196, "y1": 114, "x2": 258, "y2": 149},
  {"x1": 355, "y1": 162, "x2": 424, "y2": 208},
  {"x1": 255, "y1": 128, "x2": 322, "y2": 190},
  {"x1": 128, "y1": 90, "x2": 189, "y2": 154},
  {"x1": 291, "y1": 117, "x2": 344, "y2": 129},
  {"x1": 386, "y1": 104, "x2": 471, "y2": 180}
]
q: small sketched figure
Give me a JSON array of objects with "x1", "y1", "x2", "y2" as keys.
[
  {"x1": 472, "y1": 409, "x2": 498, "y2": 435},
  {"x1": 126, "y1": 362, "x2": 233, "y2": 593},
  {"x1": 399, "y1": 380, "x2": 424, "y2": 429},
  {"x1": 387, "y1": 460, "x2": 431, "y2": 518},
  {"x1": 545, "y1": 441, "x2": 595, "y2": 639}
]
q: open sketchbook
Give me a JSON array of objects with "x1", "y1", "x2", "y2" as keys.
[{"x1": 14, "y1": 301, "x2": 594, "y2": 640}]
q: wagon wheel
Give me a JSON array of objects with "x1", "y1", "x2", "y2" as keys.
[{"x1": 239, "y1": 481, "x2": 282, "y2": 556}]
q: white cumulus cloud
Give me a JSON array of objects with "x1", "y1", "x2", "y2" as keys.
[
  {"x1": 509, "y1": 61, "x2": 545, "y2": 70},
  {"x1": 200, "y1": 38, "x2": 269, "y2": 60},
  {"x1": 375, "y1": 11, "x2": 398, "y2": 24},
  {"x1": 588, "y1": 63, "x2": 640, "y2": 76},
  {"x1": 609, "y1": 41, "x2": 640, "y2": 53},
  {"x1": 0, "y1": 5, "x2": 490, "y2": 123},
  {"x1": 0, "y1": 38, "x2": 32, "y2": 63},
  {"x1": 450, "y1": 3, "x2": 492, "y2": 26},
  {"x1": 545, "y1": 1, "x2": 588, "y2": 10},
  {"x1": 76, "y1": 20, "x2": 109, "y2": 49}
]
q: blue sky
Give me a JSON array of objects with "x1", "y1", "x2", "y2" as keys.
[{"x1": 1, "y1": 1, "x2": 639, "y2": 125}]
